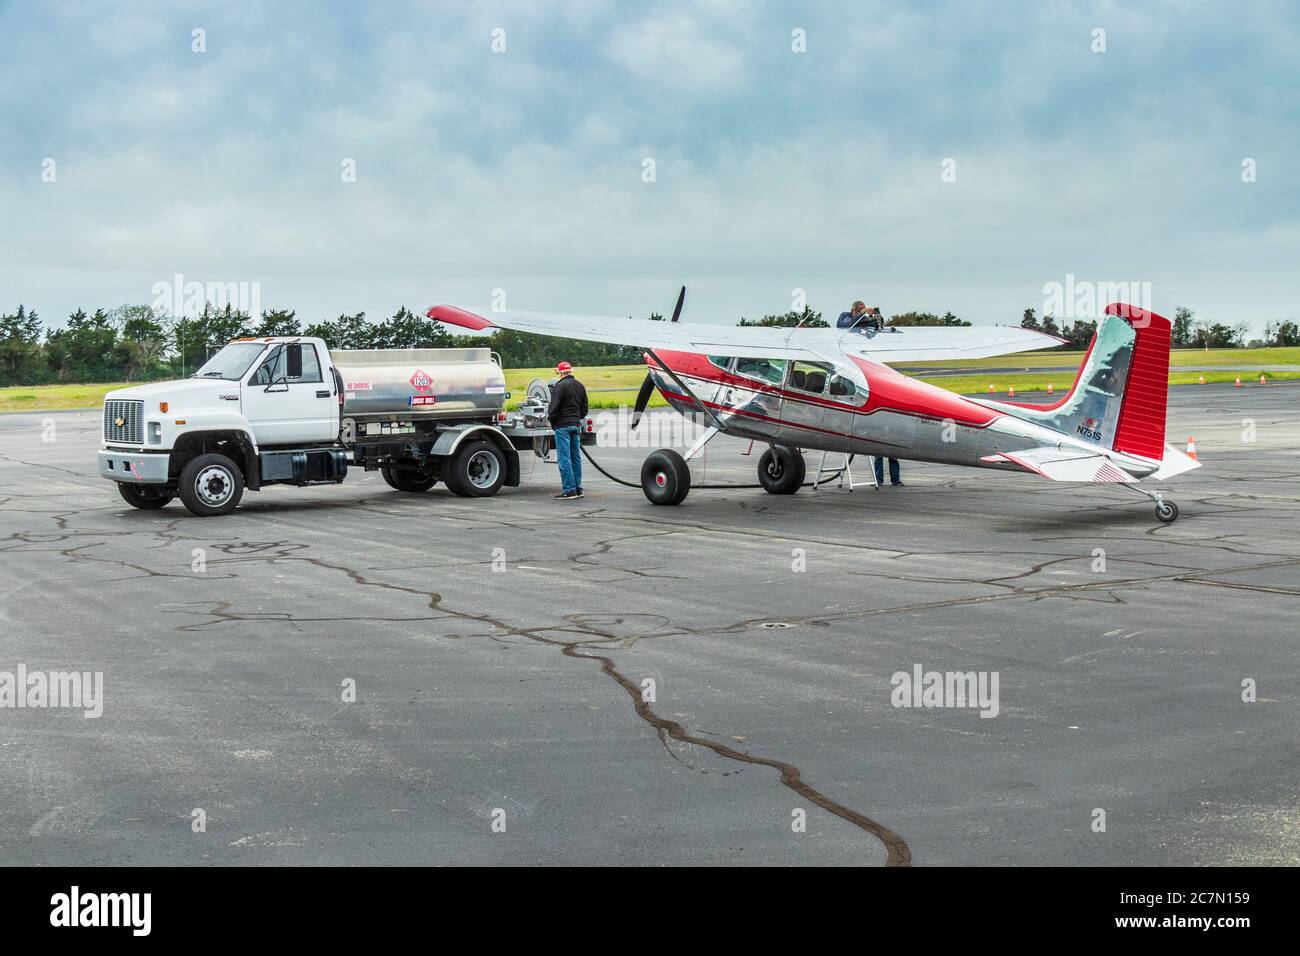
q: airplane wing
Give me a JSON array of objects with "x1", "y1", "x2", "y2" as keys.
[
  {"x1": 428, "y1": 305, "x2": 830, "y2": 362},
  {"x1": 426, "y1": 305, "x2": 1063, "y2": 367}
]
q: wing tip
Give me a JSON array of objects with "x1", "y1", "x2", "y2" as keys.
[{"x1": 427, "y1": 305, "x2": 496, "y2": 331}]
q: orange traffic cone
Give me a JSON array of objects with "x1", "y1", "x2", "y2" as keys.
[
  {"x1": 1198, "y1": 374, "x2": 1205, "y2": 384},
  {"x1": 1260, "y1": 374, "x2": 1267, "y2": 385},
  {"x1": 1008, "y1": 386, "x2": 1016, "y2": 398},
  {"x1": 1046, "y1": 383, "x2": 1054, "y2": 395},
  {"x1": 1235, "y1": 376, "x2": 1242, "y2": 388},
  {"x1": 1186, "y1": 437, "x2": 1197, "y2": 460}
]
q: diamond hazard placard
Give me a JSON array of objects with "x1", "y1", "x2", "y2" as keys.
[{"x1": 409, "y1": 369, "x2": 433, "y2": 394}]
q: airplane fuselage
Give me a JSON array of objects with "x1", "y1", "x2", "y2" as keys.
[{"x1": 647, "y1": 349, "x2": 1152, "y2": 476}]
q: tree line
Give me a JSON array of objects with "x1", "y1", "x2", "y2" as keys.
[
  {"x1": 1019, "y1": 306, "x2": 1294, "y2": 350},
  {"x1": 2, "y1": 301, "x2": 1294, "y2": 388},
  {"x1": 0, "y1": 303, "x2": 646, "y2": 387}
]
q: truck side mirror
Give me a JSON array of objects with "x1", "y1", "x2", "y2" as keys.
[{"x1": 287, "y1": 344, "x2": 303, "y2": 379}]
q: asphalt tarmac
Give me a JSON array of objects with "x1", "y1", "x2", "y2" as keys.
[{"x1": 1, "y1": 382, "x2": 1296, "y2": 865}]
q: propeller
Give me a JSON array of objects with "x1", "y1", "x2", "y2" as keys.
[
  {"x1": 670, "y1": 284, "x2": 685, "y2": 323},
  {"x1": 631, "y1": 286, "x2": 685, "y2": 430}
]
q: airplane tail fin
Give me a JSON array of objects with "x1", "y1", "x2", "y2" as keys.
[{"x1": 989, "y1": 303, "x2": 1171, "y2": 460}]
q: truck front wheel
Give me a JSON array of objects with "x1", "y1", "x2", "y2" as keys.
[
  {"x1": 178, "y1": 453, "x2": 245, "y2": 517},
  {"x1": 118, "y1": 483, "x2": 174, "y2": 510}
]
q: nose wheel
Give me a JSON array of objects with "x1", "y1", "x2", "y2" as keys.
[
  {"x1": 641, "y1": 449, "x2": 690, "y2": 505},
  {"x1": 1155, "y1": 499, "x2": 1179, "y2": 523}
]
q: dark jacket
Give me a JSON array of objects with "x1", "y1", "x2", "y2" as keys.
[
  {"x1": 547, "y1": 375, "x2": 588, "y2": 429},
  {"x1": 837, "y1": 310, "x2": 880, "y2": 330}
]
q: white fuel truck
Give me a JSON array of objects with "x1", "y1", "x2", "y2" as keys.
[{"x1": 97, "y1": 337, "x2": 589, "y2": 516}]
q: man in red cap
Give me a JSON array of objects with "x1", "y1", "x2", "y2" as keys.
[{"x1": 547, "y1": 361, "x2": 588, "y2": 498}]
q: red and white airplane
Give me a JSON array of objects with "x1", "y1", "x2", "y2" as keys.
[{"x1": 427, "y1": 292, "x2": 1200, "y2": 522}]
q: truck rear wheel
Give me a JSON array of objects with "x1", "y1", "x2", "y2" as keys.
[
  {"x1": 444, "y1": 440, "x2": 505, "y2": 498},
  {"x1": 178, "y1": 453, "x2": 244, "y2": 517},
  {"x1": 381, "y1": 464, "x2": 438, "y2": 493},
  {"x1": 118, "y1": 483, "x2": 174, "y2": 510}
]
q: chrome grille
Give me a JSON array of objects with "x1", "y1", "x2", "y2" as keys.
[{"x1": 103, "y1": 399, "x2": 144, "y2": 444}]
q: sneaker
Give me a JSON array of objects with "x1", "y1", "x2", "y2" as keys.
[
  {"x1": 555, "y1": 491, "x2": 576, "y2": 499},
  {"x1": 892, "y1": 481, "x2": 905, "y2": 486},
  {"x1": 572, "y1": 489, "x2": 584, "y2": 498}
]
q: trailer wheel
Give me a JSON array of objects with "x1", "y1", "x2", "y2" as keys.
[
  {"x1": 178, "y1": 453, "x2": 244, "y2": 517},
  {"x1": 758, "y1": 446, "x2": 804, "y2": 495},
  {"x1": 118, "y1": 483, "x2": 174, "y2": 510},
  {"x1": 641, "y1": 449, "x2": 690, "y2": 505},
  {"x1": 381, "y1": 464, "x2": 438, "y2": 493},
  {"x1": 445, "y1": 440, "x2": 506, "y2": 498}
]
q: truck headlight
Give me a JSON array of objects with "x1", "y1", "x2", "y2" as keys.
[{"x1": 148, "y1": 422, "x2": 162, "y2": 445}]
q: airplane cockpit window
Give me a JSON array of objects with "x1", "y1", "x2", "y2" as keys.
[
  {"x1": 707, "y1": 355, "x2": 733, "y2": 372},
  {"x1": 826, "y1": 373, "x2": 867, "y2": 403},
  {"x1": 788, "y1": 361, "x2": 830, "y2": 394},
  {"x1": 734, "y1": 357, "x2": 786, "y2": 385}
]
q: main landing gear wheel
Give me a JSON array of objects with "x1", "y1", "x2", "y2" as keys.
[
  {"x1": 1155, "y1": 500, "x2": 1179, "y2": 523},
  {"x1": 381, "y1": 464, "x2": 438, "y2": 493},
  {"x1": 641, "y1": 449, "x2": 690, "y2": 505},
  {"x1": 757, "y1": 446, "x2": 805, "y2": 495}
]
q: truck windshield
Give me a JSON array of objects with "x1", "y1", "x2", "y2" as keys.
[{"x1": 193, "y1": 343, "x2": 267, "y2": 380}]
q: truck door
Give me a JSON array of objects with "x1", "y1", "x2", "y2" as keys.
[{"x1": 241, "y1": 343, "x2": 337, "y2": 445}]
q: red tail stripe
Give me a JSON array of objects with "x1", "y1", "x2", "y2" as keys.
[{"x1": 1111, "y1": 306, "x2": 1170, "y2": 459}]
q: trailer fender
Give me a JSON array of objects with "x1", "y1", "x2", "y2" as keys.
[{"x1": 433, "y1": 424, "x2": 521, "y2": 486}]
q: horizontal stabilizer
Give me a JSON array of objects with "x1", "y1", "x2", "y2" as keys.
[
  {"x1": 997, "y1": 447, "x2": 1139, "y2": 483},
  {"x1": 1149, "y1": 443, "x2": 1202, "y2": 481}
]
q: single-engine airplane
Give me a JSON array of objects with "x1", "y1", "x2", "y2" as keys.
[{"x1": 427, "y1": 291, "x2": 1200, "y2": 522}]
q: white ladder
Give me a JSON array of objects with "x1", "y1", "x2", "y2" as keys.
[{"x1": 813, "y1": 450, "x2": 879, "y2": 491}]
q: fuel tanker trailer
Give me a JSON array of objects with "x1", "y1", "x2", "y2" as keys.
[{"x1": 96, "y1": 337, "x2": 592, "y2": 516}]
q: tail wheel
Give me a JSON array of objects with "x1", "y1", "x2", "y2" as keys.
[
  {"x1": 178, "y1": 453, "x2": 244, "y2": 517},
  {"x1": 1155, "y1": 500, "x2": 1179, "y2": 523},
  {"x1": 445, "y1": 440, "x2": 506, "y2": 498},
  {"x1": 382, "y1": 464, "x2": 438, "y2": 493},
  {"x1": 757, "y1": 446, "x2": 805, "y2": 494},
  {"x1": 641, "y1": 449, "x2": 690, "y2": 505},
  {"x1": 118, "y1": 483, "x2": 174, "y2": 510}
]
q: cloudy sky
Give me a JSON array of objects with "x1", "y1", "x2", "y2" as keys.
[{"x1": 2, "y1": 0, "x2": 1297, "y2": 335}]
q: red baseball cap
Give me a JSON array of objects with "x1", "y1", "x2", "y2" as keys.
[{"x1": 556, "y1": 361, "x2": 572, "y2": 373}]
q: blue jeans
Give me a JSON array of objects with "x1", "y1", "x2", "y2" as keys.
[
  {"x1": 874, "y1": 456, "x2": 901, "y2": 485},
  {"x1": 554, "y1": 425, "x2": 583, "y2": 492}
]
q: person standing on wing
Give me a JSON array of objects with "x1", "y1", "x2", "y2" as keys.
[
  {"x1": 837, "y1": 301, "x2": 882, "y2": 331},
  {"x1": 548, "y1": 361, "x2": 588, "y2": 499}
]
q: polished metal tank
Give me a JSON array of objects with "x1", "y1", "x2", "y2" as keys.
[{"x1": 332, "y1": 348, "x2": 506, "y2": 422}]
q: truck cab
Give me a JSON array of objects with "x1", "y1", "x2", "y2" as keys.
[{"x1": 98, "y1": 337, "x2": 583, "y2": 517}]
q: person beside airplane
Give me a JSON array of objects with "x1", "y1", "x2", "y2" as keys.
[{"x1": 547, "y1": 361, "x2": 588, "y2": 499}]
